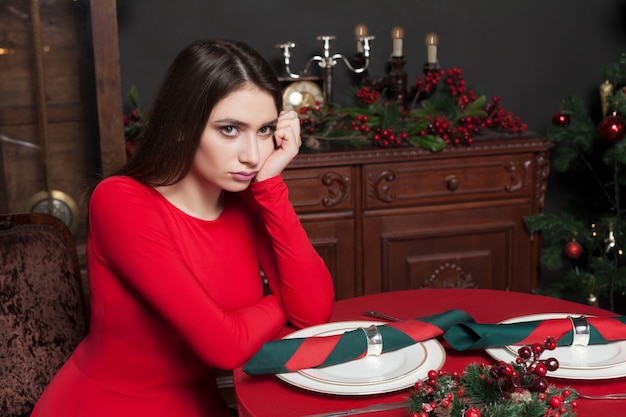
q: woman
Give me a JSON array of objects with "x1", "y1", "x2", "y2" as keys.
[{"x1": 31, "y1": 39, "x2": 335, "y2": 417}]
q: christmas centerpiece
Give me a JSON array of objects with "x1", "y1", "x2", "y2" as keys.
[
  {"x1": 299, "y1": 67, "x2": 527, "y2": 152},
  {"x1": 524, "y1": 52, "x2": 626, "y2": 312},
  {"x1": 406, "y1": 337, "x2": 578, "y2": 417}
]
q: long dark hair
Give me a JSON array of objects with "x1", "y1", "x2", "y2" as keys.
[{"x1": 118, "y1": 39, "x2": 282, "y2": 186}]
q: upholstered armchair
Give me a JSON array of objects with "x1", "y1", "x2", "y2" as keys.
[{"x1": 0, "y1": 213, "x2": 88, "y2": 417}]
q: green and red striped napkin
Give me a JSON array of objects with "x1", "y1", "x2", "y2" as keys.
[
  {"x1": 243, "y1": 309, "x2": 474, "y2": 375},
  {"x1": 444, "y1": 315, "x2": 626, "y2": 350}
]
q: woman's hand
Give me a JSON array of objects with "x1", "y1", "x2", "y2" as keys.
[{"x1": 255, "y1": 110, "x2": 301, "y2": 182}]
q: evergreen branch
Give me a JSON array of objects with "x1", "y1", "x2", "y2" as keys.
[{"x1": 408, "y1": 135, "x2": 446, "y2": 151}]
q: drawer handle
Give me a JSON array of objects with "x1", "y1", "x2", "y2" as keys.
[{"x1": 445, "y1": 175, "x2": 459, "y2": 191}]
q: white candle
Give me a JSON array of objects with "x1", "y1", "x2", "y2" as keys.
[
  {"x1": 354, "y1": 24, "x2": 368, "y2": 53},
  {"x1": 424, "y1": 32, "x2": 438, "y2": 64},
  {"x1": 391, "y1": 26, "x2": 404, "y2": 57}
]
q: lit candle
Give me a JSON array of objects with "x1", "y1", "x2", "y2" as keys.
[
  {"x1": 354, "y1": 24, "x2": 368, "y2": 53},
  {"x1": 424, "y1": 32, "x2": 439, "y2": 64},
  {"x1": 391, "y1": 26, "x2": 404, "y2": 57}
]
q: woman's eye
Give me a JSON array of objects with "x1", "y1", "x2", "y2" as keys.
[
  {"x1": 220, "y1": 126, "x2": 239, "y2": 137},
  {"x1": 259, "y1": 126, "x2": 275, "y2": 136}
]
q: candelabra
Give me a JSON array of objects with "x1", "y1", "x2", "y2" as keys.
[
  {"x1": 355, "y1": 26, "x2": 440, "y2": 106},
  {"x1": 276, "y1": 26, "x2": 440, "y2": 109},
  {"x1": 276, "y1": 33, "x2": 374, "y2": 104}
]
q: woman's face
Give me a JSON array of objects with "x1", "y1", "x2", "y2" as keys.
[{"x1": 191, "y1": 86, "x2": 278, "y2": 192}]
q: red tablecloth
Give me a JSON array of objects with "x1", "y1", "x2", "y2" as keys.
[{"x1": 234, "y1": 289, "x2": 626, "y2": 417}]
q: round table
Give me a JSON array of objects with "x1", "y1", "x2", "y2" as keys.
[{"x1": 235, "y1": 289, "x2": 626, "y2": 417}]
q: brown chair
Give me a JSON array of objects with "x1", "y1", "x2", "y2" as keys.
[{"x1": 0, "y1": 212, "x2": 88, "y2": 417}]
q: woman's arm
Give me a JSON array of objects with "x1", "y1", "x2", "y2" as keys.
[{"x1": 251, "y1": 175, "x2": 335, "y2": 329}]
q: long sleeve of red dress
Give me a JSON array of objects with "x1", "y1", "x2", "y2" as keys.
[
  {"x1": 250, "y1": 176, "x2": 335, "y2": 328},
  {"x1": 31, "y1": 175, "x2": 334, "y2": 417}
]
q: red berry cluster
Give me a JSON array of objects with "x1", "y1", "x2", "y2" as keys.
[
  {"x1": 123, "y1": 109, "x2": 141, "y2": 127},
  {"x1": 445, "y1": 67, "x2": 472, "y2": 107},
  {"x1": 356, "y1": 87, "x2": 381, "y2": 105},
  {"x1": 412, "y1": 69, "x2": 445, "y2": 95},
  {"x1": 123, "y1": 109, "x2": 146, "y2": 155},
  {"x1": 444, "y1": 67, "x2": 528, "y2": 134},
  {"x1": 349, "y1": 115, "x2": 410, "y2": 148},
  {"x1": 483, "y1": 96, "x2": 528, "y2": 133},
  {"x1": 409, "y1": 369, "x2": 458, "y2": 417},
  {"x1": 350, "y1": 114, "x2": 372, "y2": 134},
  {"x1": 418, "y1": 115, "x2": 478, "y2": 146},
  {"x1": 540, "y1": 389, "x2": 578, "y2": 417},
  {"x1": 488, "y1": 337, "x2": 578, "y2": 416},
  {"x1": 371, "y1": 126, "x2": 409, "y2": 148},
  {"x1": 489, "y1": 337, "x2": 558, "y2": 396},
  {"x1": 299, "y1": 104, "x2": 325, "y2": 134},
  {"x1": 298, "y1": 101, "x2": 326, "y2": 134}
]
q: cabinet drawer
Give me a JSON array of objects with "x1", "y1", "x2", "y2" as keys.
[
  {"x1": 364, "y1": 153, "x2": 536, "y2": 209},
  {"x1": 283, "y1": 166, "x2": 354, "y2": 214}
]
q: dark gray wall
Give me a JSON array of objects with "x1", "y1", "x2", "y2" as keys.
[
  {"x1": 116, "y1": 1, "x2": 626, "y2": 287},
  {"x1": 116, "y1": 0, "x2": 626, "y2": 132}
]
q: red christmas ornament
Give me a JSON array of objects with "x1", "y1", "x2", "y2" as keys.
[
  {"x1": 551, "y1": 112, "x2": 570, "y2": 126},
  {"x1": 564, "y1": 240, "x2": 583, "y2": 259},
  {"x1": 598, "y1": 113, "x2": 626, "y2": 143},
  {"x1": 466, "y1": 408, "x2": 481, "y2": 417}
]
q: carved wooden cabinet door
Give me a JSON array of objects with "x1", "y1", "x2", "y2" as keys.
[
  {"x1": 284, "y1": 135, "x2": 551, "y2": 299},
  {"x1": 362, "y1": 152, "x2": 542, "y2": 293}
]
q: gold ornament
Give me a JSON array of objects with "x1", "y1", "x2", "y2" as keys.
[
  {"x1": 600, "y1": 80, "x2": 614, "y2": 117},
  {"x1": 588, "y1": 293, "x2": 598, "y2": 307}
]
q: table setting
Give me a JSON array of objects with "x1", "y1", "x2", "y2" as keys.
[{"x1": 234, "y1": 289, "x2": 626, "y2": 417}]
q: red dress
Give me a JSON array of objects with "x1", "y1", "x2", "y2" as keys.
[{"x1": 31, "y1": 175, "x2": 334, "y2": 417}]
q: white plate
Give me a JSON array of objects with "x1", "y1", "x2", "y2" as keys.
[
  {"x1": 276, "y1": 320, "x2": 446, "y2": 395},
  {"x1": 486, "y1": 313, "x2": 626, "y2": 380}
]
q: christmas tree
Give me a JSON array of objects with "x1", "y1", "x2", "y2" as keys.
[{"x1": 524, "y1": 52, "x2": 626, "y2": 313}]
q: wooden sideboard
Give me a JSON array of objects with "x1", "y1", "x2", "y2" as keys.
[{"x1": 283, "y1": 132, "x2": 552, "y2": 300}]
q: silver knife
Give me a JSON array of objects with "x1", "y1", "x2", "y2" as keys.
[{"x1": 300, "y1": 401, "x2": 407, "y2": 417}]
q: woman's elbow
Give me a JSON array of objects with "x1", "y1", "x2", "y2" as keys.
[{"x1": 288, "y1": 292, "x2": 334, "y2": 329}]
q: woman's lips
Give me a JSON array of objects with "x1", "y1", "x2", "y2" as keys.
[{"x1": 231, "y1": 171, "x2": 257, "y2": 182}]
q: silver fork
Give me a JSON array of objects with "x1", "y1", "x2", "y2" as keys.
[{"x1": 361, "y1": 311, "x2": 402, "y2": 322}]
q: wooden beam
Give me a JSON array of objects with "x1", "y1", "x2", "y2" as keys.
[
  {"x1": 0, "y1": 136, "x2": 8, "y2": 213},
  {"x1": 89, "y1": 0, "x2": 126, "y2": 176},
  {"x1": 0, "y1": 103, "x2": 87, "y2": 125}
]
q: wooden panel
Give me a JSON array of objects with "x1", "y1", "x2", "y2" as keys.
[
  {"x1": 382, "y1": 224, "x2": 510, "y2": 291},
  {"x1": 0, "y1": 0, "x2": 102, "y2": 242},
  {"x1": 0, "y1": 0, "x2": 82, "y2": 106},
  {"x1": 301, "y1": 218, "x2": 356, "y2": 300},
  {"x1": 406, "y1": 249, "x2": 489, "y2": 289},
  {"x1": 362, "y1": 203, "x2": 534, "y2": 295},
  {"x1": 363, "y1": 153, "x2": 535, "y2": 210},
  {"x1": 0, "y1": 103, "x2": 87, "y2": 126},
  {"x1": 283, "y1": 166, "x2": 354, "y2": 214}
]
